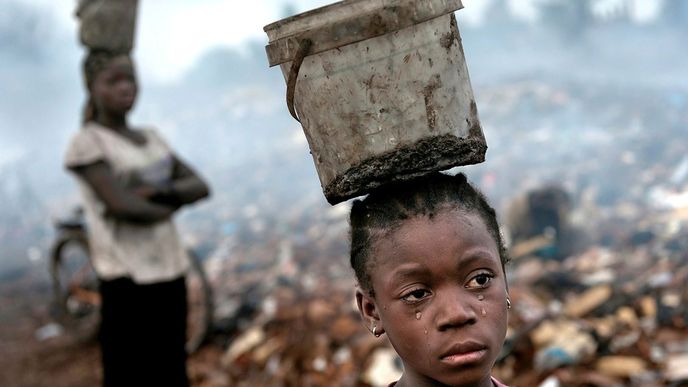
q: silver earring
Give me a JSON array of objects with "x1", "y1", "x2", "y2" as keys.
[
  {"x1": 506, "y1": 297, "x2": 512, "y2": 310},
  {"x1": 372, "y1": 325, "x2": 381, "y2": 337}
]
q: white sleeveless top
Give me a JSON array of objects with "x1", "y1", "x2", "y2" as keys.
[{"x1": 64, "y1": 121, "x2": 189, "y2": 284}]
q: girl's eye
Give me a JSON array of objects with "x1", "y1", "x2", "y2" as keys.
[
  {"x1": 466, "y1": 273, "x2": 494, "y2": 289},
  {"x1": 401, "y1": 288, "x2": 431, "y2": 303},
  {"x1": 109, "y1": 73, "x2": 135, "y2": 84}
]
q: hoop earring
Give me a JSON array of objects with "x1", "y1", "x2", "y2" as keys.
[
  {"x1": 506, "y1": 297, "x2": 512, "y2": 310},
  {"x1": 372, "y1": 325, "x2": 381, "y2": 337}
]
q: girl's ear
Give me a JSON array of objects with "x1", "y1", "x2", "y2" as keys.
[{"x1": 356, "y1": 288, "x2": 384, "y2": 336}]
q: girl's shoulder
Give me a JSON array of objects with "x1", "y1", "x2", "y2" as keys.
[{"x1": 64, "y1": 123, "x2": 106, "y2": 168}]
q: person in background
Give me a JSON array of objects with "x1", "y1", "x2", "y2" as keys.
[
  {"x1": 350, "y1": 172, "x2": 510, "y2": 387},
  {"x1": 64, "y1": 49, "x2": 210, "y2": 387}
]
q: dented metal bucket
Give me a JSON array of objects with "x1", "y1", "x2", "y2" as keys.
[{"x1": 264, "y1": 0, "x2": 486, "y2": 204}]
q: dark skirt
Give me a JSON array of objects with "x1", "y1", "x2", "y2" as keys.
[{"x1": 99, "y1": 276, "x2": 189, "y2": 387}]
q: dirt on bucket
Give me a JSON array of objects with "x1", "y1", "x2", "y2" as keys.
[{"x1": 324, "y1": 131, "x2": 486, "y2": 204}]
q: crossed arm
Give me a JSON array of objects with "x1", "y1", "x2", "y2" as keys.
[{"x1": 72, "y1": 156, "x2": 210, "y2": 224}]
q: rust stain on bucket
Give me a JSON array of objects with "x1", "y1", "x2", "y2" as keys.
[
  {"x1": 440, "y1": 15, "x2": 459, "y2": 52},
  {"x1": 423, "y1": 74, "x2": 442, "y2": 131}
]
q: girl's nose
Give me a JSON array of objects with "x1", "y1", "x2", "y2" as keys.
[{"x1": 436, "y1": 290, "x2": 477, "y2": 331}]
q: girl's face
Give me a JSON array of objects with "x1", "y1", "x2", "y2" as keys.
[
  {"x1": 91, "y1": 56, "x2": 137, "y2": 117},
  {"x1": 357, "y1": 210, "x2": 508, "y2": 387}
]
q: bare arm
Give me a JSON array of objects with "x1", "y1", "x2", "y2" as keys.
[
  {"x1": 72, "y1": 161, "x2": 175, "y2": 224},
  {"x1": 154, "y1": 155, "x2": 210, "y2": 207}
]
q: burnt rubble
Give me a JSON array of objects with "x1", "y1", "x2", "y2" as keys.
[
  {"x1": 2, "y1": 80, "x2": 685, "y2": 387},
  {"x1": 181, "y1": 81, "x2": 688, "y2": 386}
]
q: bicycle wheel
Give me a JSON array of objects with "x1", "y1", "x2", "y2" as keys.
[
  {"x1": 50, "y1": 232, "x2": 100, "y2": 340},
  {"x1": 184, "y1": 249, "x2": 214, "y2": 354},
  {"x1": 50, "y1": 233, "x2": 213, "y2": 353}
]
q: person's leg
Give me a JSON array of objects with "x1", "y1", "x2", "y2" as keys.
[
  {"x1": 99, "y1": 277, "x2": 139, "y2": 387},
  {"x1": 100, "y1": 276, "x2": 189, "y2": 387},
  {"x1": 139, "y1": 276, "x2": 189, "y2": 387}
]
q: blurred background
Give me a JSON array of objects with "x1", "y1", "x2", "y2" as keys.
[{"x1": 1, "y1": 0, "x2": 687, "y2": 386}]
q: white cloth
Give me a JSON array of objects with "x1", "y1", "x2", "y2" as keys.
[{"x1": 64, "y1": 121, "x2": 189, "y2": 284}]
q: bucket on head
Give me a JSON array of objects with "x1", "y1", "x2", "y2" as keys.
[
  {"x1": 76, "y1": 0, "x2": 139, "y2": 54},
  {"x1": 264, "y1": 0, "x2": 486, "y2": 205}
]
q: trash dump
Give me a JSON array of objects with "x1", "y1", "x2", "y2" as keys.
[
  {"x1": 179, "y1": 78, "x2": 688, "y2": 386},
  {"x1": 186, "y1": 191, "x2": 687, "y2": 385},
  {"x1": 3, "y1": 76, "x2": 686, "y2": 387},
  {"x1": 2, "y1": 2, "x2": 687, "y2": 386},
  {"x1": 494, "y1": 218, "x2": 688, "y2": 385}
]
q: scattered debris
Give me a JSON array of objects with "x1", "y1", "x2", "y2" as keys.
[
  {"x1": 3, "y1": 70, "x2": 687, "y2": 387},
  {"x1": 34, "y1": 323, "x2": 64, "y2": 341}
]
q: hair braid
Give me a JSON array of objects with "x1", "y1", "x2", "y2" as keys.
[{"x1": 349, "y1": 172, "x2": 509, "y2": 296}]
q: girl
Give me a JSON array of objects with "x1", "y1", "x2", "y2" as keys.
[
  {"x1": 64, "y1": 50, "x2": 210, "y2": 387},
  {"x1": 350, "y1": 172, "x2": 510, "y2": 387}
]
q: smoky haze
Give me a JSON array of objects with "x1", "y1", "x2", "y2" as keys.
[{"x1": 0, "y1": 0, "x2": 687, "y2": 276}]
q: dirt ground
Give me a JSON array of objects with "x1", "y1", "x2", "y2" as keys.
[
  {"x1": 0, "y1": 268, "x2": 227, "y2": 387},
  {"x1": 0, "y1": 267, "x2": 97, "y2": 387}
]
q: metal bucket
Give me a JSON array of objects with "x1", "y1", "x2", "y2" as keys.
[
  {"x1": 76, "y1": 0, "x2": 139, "y2": 53},
  {"x1": 264, "y1": 0, "x2": 486, "y2": 204}
]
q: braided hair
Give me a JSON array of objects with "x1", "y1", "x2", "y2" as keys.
[{"x1": 349, "y1": 172, "x2": 509, "y2": 296}]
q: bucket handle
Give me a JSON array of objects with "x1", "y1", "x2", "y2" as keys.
[{"x1": 286, "y1": 38, "x2": 312, "y2": 122}]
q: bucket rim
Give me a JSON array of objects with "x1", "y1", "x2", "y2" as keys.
[
  {"x1": 264, "y1": 0, "x2": 464, "y2": 67},
  {"x1": 264, "y1": 0, "x2": 464, "y2": 41},
  {"x1": 263, "y1": 0, "x2": 368, "y2": 34}
]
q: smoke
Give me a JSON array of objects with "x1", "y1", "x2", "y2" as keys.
[{"x1": 0, "y1": 0, "x2": 686, "y2": 274}]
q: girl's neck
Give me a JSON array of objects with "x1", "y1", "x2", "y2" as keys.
[
  {"x1": 395, "y1": 373, "x2": 495, "y2": 387},
  {"x1": 94, "y1": 114, "x2": 128, "y2": 132}
]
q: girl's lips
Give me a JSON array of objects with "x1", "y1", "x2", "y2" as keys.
[
  {"x1": 440, "y1": 348, "x2": 487, "y2": 367},
  {"x1": 439, "y1": 341, "x2": 488, "y2": 367}
]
